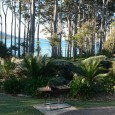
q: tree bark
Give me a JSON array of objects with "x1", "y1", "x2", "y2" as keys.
[
  {"x1": 73, "y1": 0, "x2": 78, "y2": 59},
  {"x1": 18, "y1": 1, "x2": 21, "y2": 57},
  {"x1": 52, "y1": 0, "x2": 58, "y2": 57},
  {"x1": 30, "y1": 0, "x2": 35, "y2": 54},
  {"x1": 2, "y1": 1, "x2": 8, "y2": 47}
]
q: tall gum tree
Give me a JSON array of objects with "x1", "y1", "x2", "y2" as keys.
[
  {"x1": 2, "y1": 0, "x2": 9, "y2": 47},
  {"x1": 29, "y1": 0, "x2": 35, "y2": 54}
]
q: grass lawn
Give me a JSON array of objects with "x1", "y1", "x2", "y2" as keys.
[
  {"x1": 66, "y1": 99, "x2": 115, "y2": 108},
  {"x1": 0, "y1": 94, "x2": 44, "y2": 115},
  {"x1": 0, "y1": 94, "x2": 115, "y2": 115}
]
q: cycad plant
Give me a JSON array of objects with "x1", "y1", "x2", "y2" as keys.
[
  {"x1": 80, "y1": 60, "x2": 102, "y2": 82},
  {"x1": 23, "y1": 54, "x2": 48, "y2": 79},
  {"x1": 69, "y1": 60, "x2": 104, "y2": 99}
]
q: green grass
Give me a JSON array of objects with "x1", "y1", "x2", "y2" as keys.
[
  {"x1": 0, "y1": 94, "x2": 115, "y2": 115},
  {"x1": 0, "y1": 94, "x2": 44, "y2": 115},
  {"x1": 66, "y1": 100, "x2": 115, "y2": 108}
]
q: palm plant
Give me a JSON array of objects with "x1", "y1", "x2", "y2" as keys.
[
  {"x1": 69, "y1": 60, "x2": 105, "y2": 99},
  {"x1": 23, "y1": 54, "x2": 48, "y2": 79},
  {"x1": 79, "y1": 60, "x2": 102, "y2": 82}
]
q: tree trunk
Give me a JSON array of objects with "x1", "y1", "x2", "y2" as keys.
[
  {"x1": 37, "y1": 0, "x2": 40, "y2": 56},
  {"x1": 23, "y1": 20, "x2": 26, "y2": 57},
  {"x1": 52, "y1": 0, "x2": 58, "y2": 57},
  {"x1": 30, "y1": 0, "x2": 35, "y2": 54},
  {"x1": 14, "y1": 14, "x2": 17, "y2": 56},
  {"x1": 2, "y1": 1, "x2": 8, "y2": 47},
  {"x1": 0, "y1": 15, "x2": 2, "y2": 41},
  {"x1": 18, "y1": 1, "x2": 21, "y2": 57},
  {"x1": 26, "y1": 21, "x2": 30, "y2": 53},
  {"x1": 11, "y1": 0, "x2": 14, "y2": 56},
  {"x1": 73, "y1": 0, "x2": 78, "y2": 59},
  {"x1": 67, "y1": 14, "x2": 72, "y2": 58}
]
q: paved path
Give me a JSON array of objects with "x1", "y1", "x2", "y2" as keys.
[{"x1": 59, "y1": 106, "x2": 115, "y2": 115}]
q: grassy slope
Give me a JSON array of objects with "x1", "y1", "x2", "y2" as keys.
[{"x1": 0, "y1": 94, "x2": 44, "y2": 115}]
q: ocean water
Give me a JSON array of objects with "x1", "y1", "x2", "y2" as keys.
[{"x1": 4, "y1": 38, "x2": 68, "y2": 57}]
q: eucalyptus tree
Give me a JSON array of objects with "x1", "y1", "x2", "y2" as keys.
[
  {"x1": 7, "y1": 0, "x2": 16, "y2": 56},
  {"x1": 40, "y1": 0, "x2": 60, "y2": 57},
  {"x1": 97, "y1": 0, "x2": 115, "y2": 52},
  {"x1": 0, "y1": 15, "x2": 2, "y2": 41},
  {"x1": 36, "y1": 0, "x2": 40, "y2": 56},
  {"x1": 23, "y1": 0, "x2": 31, "y2": 54},
  {"x1": 0, "y1": 0, "x2": 2, "y2": 41},
  {"x1": 18, "y1": 0, "x2": 21, "y2": 57},
  {"x1": 73, "y1": 0, "x2": 79, "y2": 59},
  {"x1": 29, "y1": 0, "x2": 35, "y2": 54},
  {"x1": 2, "y1": 0, "x2": 9, "y2": 47},
  {"x1": 52, "y1": 0, "x2": 58, "y2": 57},
  {"x1": 57, "y1": 0, "x2": 63, "y2": 57},
  {"x1": 21, "y1": 2, "x2": 29, "y2": 56},
  {"x1": 73, "y1": 0, "x2": 115, "y2": 56},
  {"x1": 10, "y1": 0, "x2": 14, "y2": 56},
  {"x1": 0, "y1": 5, "x2": 3, "y2": 41},
  {"x1": 4, "y1": 0, "x2": 115, "y2": 58},
  {"x1": 13, "y1": 0, "x2": 17, "y2": 55},
  {"x1": 103, "y1": 22, "x2": 115, "y2": 55},
  {"x1": 63, "y1": 0, "x2": 74, "y2": 58}
]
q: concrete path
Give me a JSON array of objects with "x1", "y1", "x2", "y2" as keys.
[
  {"x1": 33, "y1": 103, "x2": 77, "y2": 115},
  {"x1": 59, "y1": 106, "x2": 115, "y2": 115},
  {"x1": 34, "y1": 103, "x2": 115, "y2": 115}
]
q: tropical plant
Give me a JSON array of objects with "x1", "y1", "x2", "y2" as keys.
[
  {"x1": 82, "y1": 55, "x2": 107, "y2": 66},
  {"x1": 101, "y1": 71, "x2": 115, "y2": 94},
  {"x1": 69, "y1": 75, "x2": 92, "y2": 99},
  {"x1": 23, "y1": 54, "x2": 48, "y2": 79},
  {"x1": 23, "y1": 76, "x2": 49, "y2": 96},
  {"x1": 69, "y1": 58, "x2": 110, "y2": 99},
  {"x1": 79, "y1": 60, "x2": 102, "y2": 82},
  {"x1": 71, "y1": 59, "x2": 106, "y2": 98}
]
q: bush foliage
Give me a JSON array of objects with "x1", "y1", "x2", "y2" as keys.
[
  {"x1": 0, "y1": 55, "x2": 114, "y2": 99},
  {"x1": 3, "y1": 76, "x2": 22, "y2": 95}
]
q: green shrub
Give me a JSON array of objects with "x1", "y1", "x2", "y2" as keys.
[
  {"x1": 112, "y1": 61, "x2": 115, "y2": 74},
  {"x1": 0, "y1": 41, "x2": 11, "y2": 58},
  {"x1": 0, "y1": 59, "x2": 16, "y2": 79},
  {"x1": 23, "y1": 77, "x2": 49, "y2": 96},
  {"x1": 102, "y1": 73, "x2": 115, "y2": 94},
  {"x1": 101, "y1": 49, "x2": 113, "y2": 58},
  {"x1": 69, "y1": 58, "x2": 111, "y2": 99},
  {"x1": 3, "y1": 76, "x2": 22, "y2": 95},
  {"x1": 43, "y1": 59, "x2": 77, "y2": 81},
  {"x1": 0, "y1": 80, "x2": 3, "y2": 92},
  {"x1": 69, "y1": 76, "x2": 93, "y2": 100},
  {"x1": 48, "y1": 76, "x2": 66, "y2": 87}
]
